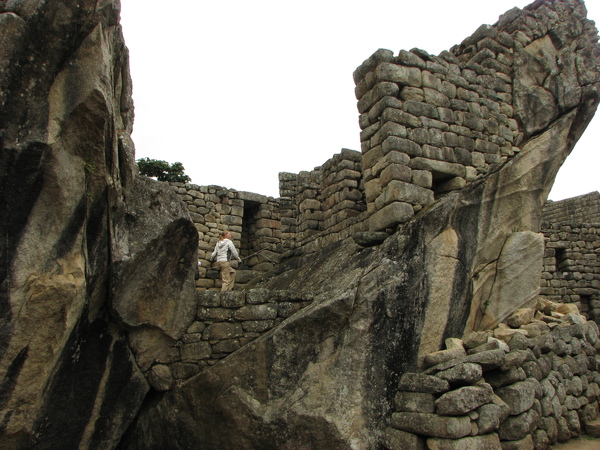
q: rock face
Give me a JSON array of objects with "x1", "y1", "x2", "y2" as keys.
[
  {"x1": 1, "y1": 0, "x2": 600, "y2": 449},
  {"x1": 0, "y1": 1, "x2": 197, "y2": 448},
  {"x1": 123, "y1": 1, "x2": 600, "y2": 449}
]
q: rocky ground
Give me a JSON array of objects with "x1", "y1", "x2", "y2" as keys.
[{"x1": 551, "y1": 437, "x2": 600, "y2": 449}]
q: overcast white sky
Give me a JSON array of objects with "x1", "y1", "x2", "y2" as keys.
[{"x1": 120, "y1": 0, "x2": 599, "y2": 200}]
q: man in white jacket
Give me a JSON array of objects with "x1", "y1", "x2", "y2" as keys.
[{"x1": 210, "y1": 230, "x2": 242, "y2": 291}]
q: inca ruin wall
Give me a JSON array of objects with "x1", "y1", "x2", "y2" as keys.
[
  {"x1": 169, "y1": 0, "x2": 599, "y2": 299},
  {"x1": 541, "y1": 192, "x2": 600, "y2": 324}
]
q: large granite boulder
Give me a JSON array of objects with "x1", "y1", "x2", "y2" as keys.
[
  {"x1": 0, "y1": 1, "x2": 196, "y2": 448},
  {"x1": 123, "y1": 1, "x2": 600, "y2": 448}
]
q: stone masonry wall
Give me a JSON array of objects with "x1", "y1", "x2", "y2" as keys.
[
  {"x1": 167, "y1": 1, "x2": 599, "y2": 290},
  {"x1": 544, "y1": 192, "x2": 600, "y2": 224},
  {"x1": 384, "y1": 299, "x2": 600, "y2": 449},
  {"x1": 147, "y1": 289, "x2": 314, "y2": 390},
  {"x1": 278, "y1": 148, "x2": 369, "y2": 258},
  {"x1": 540, "y1": 221, "x2": 600, "y2": 324},
  {"x1": 170, "y1": 183, "x2": 282, "y2": 289},
  {"x1": 352, "y1": 0, "x2": 596, "y2": 232}
]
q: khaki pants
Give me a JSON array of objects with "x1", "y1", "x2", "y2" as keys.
[{"x1": 214, "y1": 261, "x2": 236, "y2": 291}]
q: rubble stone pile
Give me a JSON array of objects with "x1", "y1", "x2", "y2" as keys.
[{"x1": 385, "y1": 299, "x2": 600, "y2": 449}]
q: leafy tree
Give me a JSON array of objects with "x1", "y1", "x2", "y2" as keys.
[{"x1": 137, "y1": 157, "x2": 191, "y2": 183}]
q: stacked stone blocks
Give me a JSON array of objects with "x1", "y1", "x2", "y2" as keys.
[
  {"x1": 353, "y1": 32, "x2": 520, "y2": 230},
  {"x1": 385, "y1": 300, "x2": 600, "y2": 449},
  {"x1": 278, "y1": 149, "x2": 370, "y2": 257},
  {"x1": 541, "y1": 221, "x2": 600, "y2": 323},
  {"x1": 171, "y1": 183, "x2": 281, "y2": 288},
  {"x1": 148, "y1": 289, "x2": 314, "y2": 390}
]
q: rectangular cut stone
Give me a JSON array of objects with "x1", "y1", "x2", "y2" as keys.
[
  {"x1": 375, "y1": 62, "x2": 422, "y2": 87},
  {"x1": 409, "y1": 157, "x2": 466, "y2": 179},
  {"x1": 368, "y1": 96, "x2": 404, "y2": 123},
  {"x1": 205, "y1": 322, "x2": 243, "y2": 340},
  {"x1": 382, "y1": 107, "x2": 421, "y2": 128},
  {"x1": 369, "y1": 202, "x2": 414, "y2": 231},
  {"x1": 390, "y1": 412, "x2": 471, "y2": 439},
  {"x1": 371, "y1": 122, "x2": 408, "y2": 147},
  {"x1": 233, "y1": 304, "x2": 278, "y2": 321},
  {"x1": 383, "y1": 180, "x2": 434, "y2": 206},
  {"x1": 381, "y1": 164, "x2": 412, "y2": 185},
  {"x1": 403, "y1": 100, "x2": 439, "y2": 119},
  {"x1": 382, "y1": 136, "x2": 422, "y2": 157},
  {"x1": 434, "y1": 385, "x2": 493, "y2": 416}
]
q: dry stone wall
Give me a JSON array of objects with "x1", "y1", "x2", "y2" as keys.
[
  {"x1": 278, "y1": 148, "x2": 369, "y2": 257},
  {"x1": 540, "y1": 192, "x2": 600, "y2": 325},
  {"x1": 352, "y1": 0, "x2": 595, "y2": 232},
  {"x1": 171, "y1": 0, "x2": 600, "y2": 275},
  {"x1": 544, "y1": 192, "x2": 600, "y2": 224},
  {"x1": 170, "y1": 183, "x2": 282, "y2": 289},
  {"x1": 147, "y1": 289, "x2": 314, "y2": 390},
  {"x1": 541, "y1": 222, "x2": 600, "y2": 322},
  {"x1": 384, "y1": 299, "x2": 600, "y2": 449}
]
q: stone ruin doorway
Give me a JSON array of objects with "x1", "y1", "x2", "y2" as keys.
[{"x1": 240, "y1": 200, "x2": 261, "y2": 269}]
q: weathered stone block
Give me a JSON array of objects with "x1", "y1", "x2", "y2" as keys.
[
  {"x1": 400, "y1": 86, "x2": 424, "y2": 102},
  {"x1": 486, "y1": 367, "x2": 527, "y2": 388},
  {"x1": 212, "y1": 339, "x2": 241, "y2": 354},
  {"x1": 435, "y1": 385, "x2": 493, "y2": 416},
  {"x1": 390, "y1": 412, "x2": 471, "y2": 439},
  {"x1": 382, "y1": 135, "x2": 423, "y2": 157},
  {"x1": 197, "y1": 290, "x2": 220, "y2": 307},
  {"x1": 426, "y1": 433, "x2": 501, "y2": 450},
  {"x1": 436, "y1": 363, "x2": 483, "y2": 384},
  {"x1": 369, "y1": 202, "x2": 414, "y2": 231},
  {"x1": 204, "y1": 323, "x2": 243, "y2": 340},
  {"x1": 500, "y1": 434, "x2": 534, "y2": 450},
  {"x1": 436, "y1": 177, "x2": 466, "y2": 193},
  {"x1": 424, "y1": 87, "x2": 450, "y2": 107},
  {"x1": 412, "y1": 169, "x2": 433, "y2": 188},
  {"x1": 197, "y1": 307, "x2": 232, "y2": 322},
  {"x1": 498, "y1": 408, "x2": 540, "y2": 441},
  {"x1": 423, "y1": 348, "x2": 467, "y2": 369},
  {"x1": 148, "y1": 364, "x2": 174, "y2": 391},
  {"x1": 475, "y1": 403, "x2": 504, "y2": 434},
  {"x1": 398, "y1": 373, "x2": 449, "y2": 394},
  {"x1": 394, "y1": 391, "x2": 436, "y2": 413},
  {"x1": 221, "y1": 291, "x2": 246, "y2": 308},
  {"x1": 383, "y1": 427, "x2": 425, "y2": 450},
  {"x1": 409, "y1": 157, "x2": 466, "y2": 179},
  {"x1": 381, "y1": 107, "x2": 422, "y2": 129},
  {"x1": 180, "y1": 341, "x2": 212, "y2": 361},
  {"x1": 241, "y1": 320, "x2": 275, "y2": 333},
  {"x1": 233, "y1": 304, "x2": 278, "y2": 321},
  {"x1": 375, "y1": 62, "x2": 422, "y2": 87},
  {"x1": 496, "y1": 381, "x2": 536, "y2": 415},
  {"x1": 381, "y1": 163, "x2": 412, "y2": 185},
  {"x1": 383, "y1": 180, "x2": 434, "y2": 206}
]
